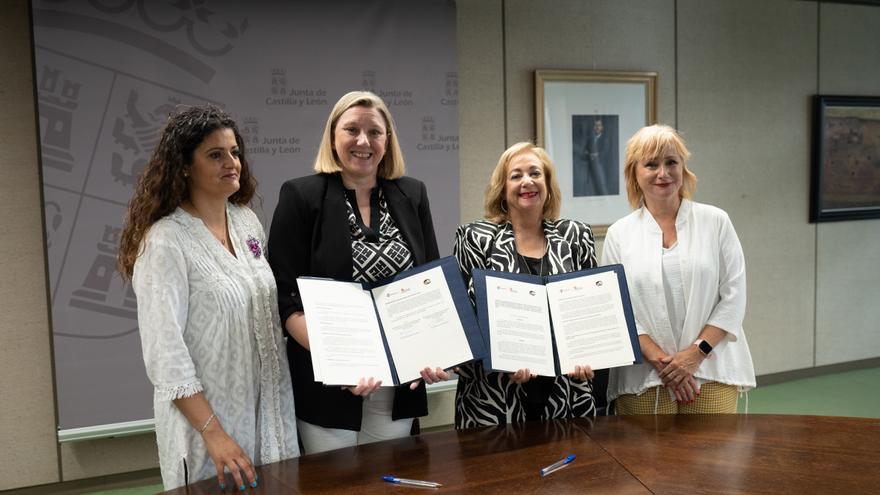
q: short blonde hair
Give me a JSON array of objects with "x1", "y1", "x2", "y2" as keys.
[
  {"x1": 623, "y1": 124, "x2": 697, "y2": 209},
  {"x1": 484, "y1": 142, "x2": 562, "y2": 223},
  {"x1": 313, "y1": 91, "x2": 405, "y2": 179}
]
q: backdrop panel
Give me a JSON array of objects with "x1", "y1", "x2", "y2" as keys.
[{"x1": 32, "y1": 0, "x2": 459, "y2": 432}]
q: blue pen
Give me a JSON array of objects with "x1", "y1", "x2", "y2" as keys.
[
  {"x1": 540, "y1": 454, "x2": 576, "y2": 476},
  {"x1": 382, "y1": 475, "x2": 442, "y2": 488}
]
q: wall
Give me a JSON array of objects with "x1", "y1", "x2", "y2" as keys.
[
  {"x1": 815, "y1": 2, "x2": 880, "y2": 366},
  {"x1": 676, "y1": 0, "x2": 819, "y2": 374},
  {"x1": 0, "y1": 0, "x2": 61, "y2": 490},
  {"x1": 1, "y1": 0, "x2": 879, "y2": 491},
  {"x1": 457, "y1": 0, "x2": 880, "y2": 380}
]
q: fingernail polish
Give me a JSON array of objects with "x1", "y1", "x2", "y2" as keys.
[
  {"x1": 220, "y1": 483, "x2": 226, "y2": 490},
  {"x1": 239, "y1": 484, "x2": 246, "y2": 491},
  {"x1": 251, "y1": 481, "x2": 258, "y2": 488}
]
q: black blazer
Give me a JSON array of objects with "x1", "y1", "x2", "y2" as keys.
[{"x1": 267, "y1": 172, "x2": 440, "y2": 430}]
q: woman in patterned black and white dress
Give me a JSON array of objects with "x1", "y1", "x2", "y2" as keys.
[
  {"x1": 453, "y1": 142, "x2": 600, "y2": 429},
  {"x1": 267, "y1": 91, "x2": 449, "y2": 454},
  {"x1": 118, "y1": 106, "x2": 299, "y2": 491}
]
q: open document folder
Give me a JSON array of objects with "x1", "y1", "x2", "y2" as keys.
[
  {"x1": 472, "y1": 264, "x2": 642, "y2": 376},
  {"x1": 297, "y1": 257, "x2": 486, "y2": 386}
]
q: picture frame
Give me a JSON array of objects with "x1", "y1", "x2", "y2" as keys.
[
  {"x1": 536, "y1": 70, "x2": 657, "y2": 236},
  {"x1": 810, "y1": 95, "x2": 880, "y2": 222}
]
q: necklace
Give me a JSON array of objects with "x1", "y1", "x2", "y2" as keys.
[
  {"x1": 515, "y1": 238, "x2": 547, "y2": 276},
  {"x1": 513, "y1": 223, "x2": 548, "y2": 275},
  {"x1": 519, "y1": 252, "x2": 545, "y2": 276},
  {"x1": 185, "y1": 202, "x2": 230, "y2": 248}
]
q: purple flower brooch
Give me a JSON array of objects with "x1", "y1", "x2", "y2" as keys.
[{"x1": 246, "y1": 235, "x2": 262, "y2": 259}]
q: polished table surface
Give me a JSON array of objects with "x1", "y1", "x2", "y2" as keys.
[{"x1": 164, "y1": 415, "x2": 880, "y2": 494}]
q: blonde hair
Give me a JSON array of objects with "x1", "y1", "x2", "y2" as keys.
[
  {"x1": 623, "y1": 124, "x2": 697, "y2": 209},
  {"x1": 484, "y1": 142, "x2": 562, "y2": 223},
  {"x1": 313, "y1": 91, "x2": 405, "y2": 179}
]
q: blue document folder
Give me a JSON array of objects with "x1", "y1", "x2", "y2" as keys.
[
  {"x1": 472, "y1": 264, "x2": 641, "y2": 376},
  {"x1": 300, "y1": 256, "x2": 486, "y2": 386}
]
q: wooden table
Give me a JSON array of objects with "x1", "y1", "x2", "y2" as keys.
[{"x1": 164, "y1": 415, "x2": 880, "y2": 494}]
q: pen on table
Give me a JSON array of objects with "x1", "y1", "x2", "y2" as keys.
[
  {"x1": 540, "y1": 454, "x2": 576, "y2": 477},
  {"x1": 382, "y1": 475, "x2": 443, "y2": 488}
]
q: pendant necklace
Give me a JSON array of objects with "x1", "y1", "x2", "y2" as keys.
[
  {"x1": 517, "y1": 238, "x2": 547, "y2": 276},
  {"x1": 188, "y1": 202, "x2": 229, "y2": 248}
]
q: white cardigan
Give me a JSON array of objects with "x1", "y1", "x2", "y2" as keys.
[{"x1": 601, "y1": 200, "x2": 755, "y2": 402}]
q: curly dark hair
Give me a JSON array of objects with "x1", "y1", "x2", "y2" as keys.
[{"x1": 117, "y1": 105, "x2": 256, "y2": 279}]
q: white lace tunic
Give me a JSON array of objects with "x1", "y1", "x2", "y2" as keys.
[{"x1": 133, "y1": 205, "x2": 299, "y2": 490}]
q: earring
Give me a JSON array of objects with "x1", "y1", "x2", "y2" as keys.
[
  {"x1": 500, "y1": 200, "x2": 508, "y2": 213},
  {"x1": 183, "y1": 171, "x2": 189, "y2": 178}
]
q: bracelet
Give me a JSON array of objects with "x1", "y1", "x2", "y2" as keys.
[{"x1": 198, "y1": 413, "x2": 216, "y2": 434}]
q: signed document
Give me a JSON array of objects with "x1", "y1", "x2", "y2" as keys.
[
  {"x1": 298, "y1": 257, "x2": 485, "y2": 386},
  {"x1": 473, "y1": 264, "x2": 641, "y2": 376}
]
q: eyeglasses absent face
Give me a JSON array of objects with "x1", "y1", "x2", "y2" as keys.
[
  {"x1": 504, "y1": 152, "x2": 547, "y2": 216},
  {"x1": 187, "y1": 127, "x2": 242, "y2": 200},
  {"x1": 333, "y1": 106, "x2": 388, "y2": 182}
]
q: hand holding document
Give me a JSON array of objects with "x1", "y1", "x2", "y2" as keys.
[
  {"x1": 473, "y1": 264, "x2": 641, "y2": 376},
  {"x1": 298, "y1": 257, "x2": 485, "y2": 386}
]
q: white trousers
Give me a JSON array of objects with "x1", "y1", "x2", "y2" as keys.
[{"x1": 297, "y1": 388, "x2": 414, "y2": 454}]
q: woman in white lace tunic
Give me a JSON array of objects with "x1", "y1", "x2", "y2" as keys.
[{"x1": 118, "y1": 106, "x2": 299, "y2": 491}]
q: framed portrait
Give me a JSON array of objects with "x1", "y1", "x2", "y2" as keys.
[
  {"x1": 810, "y1": 95, "x2": 880, "y2": 222},
  {"x1": 536, "y1": 70, "x2": 657, "y2": 236}
]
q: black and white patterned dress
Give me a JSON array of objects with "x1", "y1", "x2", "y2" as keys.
[{"x1": 452, "y1": 219, "x2": 599, "y2": 429}]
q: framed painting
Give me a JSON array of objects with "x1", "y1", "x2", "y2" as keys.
[
  {"x1": 536, "y1": 70, "x2": 657, "y2": 236},
  {"x1": 811, "y1": 95, "x2": 880, "y2": 222}
]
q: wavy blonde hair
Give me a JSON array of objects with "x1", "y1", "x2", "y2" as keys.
[
  {"x1": 313, "y1": 91, "x2": 405, "y2": 179},
  {"x1": 484, "y1": 142, "x2": 561, "y2": 223},
  {"x1": 623, "y1": 124, "x2": 697, "y2": 209}
]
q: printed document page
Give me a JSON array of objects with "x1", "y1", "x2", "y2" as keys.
[
  {"x1": 546, "y1": 270, "x2": 636, "y2": 372},
  {"x1": 297, "y1": 278, "x2": 394, "y2": 385},
  {"x1": 372, "y1": 266, "x2": 474, "y2": 383},
  {"x1": 484, "y1": 275, "x2": 556, "y2": 376}
]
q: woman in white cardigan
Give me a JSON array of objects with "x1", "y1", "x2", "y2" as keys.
[{"x1": 602, "y1": 124, "x2": 755, "y2": 414}]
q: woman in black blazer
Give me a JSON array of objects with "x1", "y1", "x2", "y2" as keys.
[
  {"x1": 453, "y1": 142, "x2": 601, "y2": 429},
  {"x1": 267, "y1": 91, "x2": 447, "y2": 454}
]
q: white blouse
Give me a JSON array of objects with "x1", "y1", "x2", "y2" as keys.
[
  {"x1": 133, "y1": 205, "x2": 299, "y2": 490},
  {"x1": 602, "y1": 200, "x2": 756, "y2": 402},
  {"x1": 661, "y1": 243, "x2": 686, "y2": 346}
]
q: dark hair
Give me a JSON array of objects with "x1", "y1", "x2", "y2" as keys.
[{"x1": 117, "y1": 105, "x2": 256, "y2": 279}]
